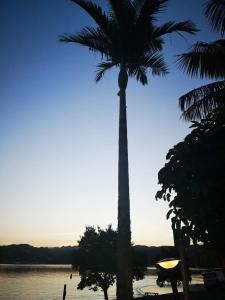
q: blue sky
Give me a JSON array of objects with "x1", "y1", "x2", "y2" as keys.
[{"x1": 0, "y1": 0, "x2": 219, "y2": 246}]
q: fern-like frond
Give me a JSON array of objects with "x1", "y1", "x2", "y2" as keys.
[
  {"x1": 177, "y1": 39, "x2": 225, "y2": 79},
  {"x1": 95, "y1": 61, "x2": 117, "y2": 82},
  {"x1": 127, "y1": 52, "x2": 168, "y2": 84},
  {"x1": 179, "y1": 80, "x2": 225, "y2": 121},
  {"x1": 143, "y1": 53, "x2": 168, "y2": 75},
  {"x1": 153, "y1": 21, "x2": 198, "y2": 38},
  {"x1": 107, "y1": 0, "x2": 135, "y2": 27},
  {"x1": 59, "y1": 26, "x2": 111, "y2": 57},
  {"x1": 71, "y1": 0, "x2": 112, "y2": 37},
  {"x1": 204, "y1": 0, "x2": 225, "y2": 36},
  {"x1": 127, "y1": 65, "x2": 148, "y2": 85},
  {"x1": 135, "y1": 0, "x2": 168, "y2": 21}
]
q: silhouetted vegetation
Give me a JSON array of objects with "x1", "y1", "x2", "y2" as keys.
[
  {"x1": 60, "y1": 1, "x2": 197, "y2": 299},
  {"x1": 72, "y1": 225, "x2": 117, "y2": 300},
  {"x1": 0, "y1": 244, "x2": 76, "y2": 264},
  {"x1": 72, "y1": 225, "x2": 147, "y2": 300},
  {"x1": 134, "y1": 244, "x2": 219, "y2": 269},
  {"x1": 0, "y1": 243, "x2": 219, "y2": 269},
  {"x1": 156, "y1": 107, "x2": 225, "y2": 272},
  {"x1": 178, "y1": 0, "x2": 225, "y2": 121}
]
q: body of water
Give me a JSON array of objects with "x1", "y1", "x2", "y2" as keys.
[{"x1": 0, "y1": 264, "x2": 203, "y2": 300}]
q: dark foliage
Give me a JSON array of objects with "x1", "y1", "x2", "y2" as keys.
[
  {"x1": 0, "y1": 244, "x2": 76, "y2": 264},
  {"x1": 178, "y1": 0, "x2": 225, "y2": 121},
  {"x1": 179, "y1": 80, "x2": 225, "y2": 121},
  {"x1": 0, "y1": 244, "x2": 218, "y2": 269},
  {"x1": 156, "y1": 108, "x2": 225, "y2": 270},
  {"x1": 72, "y1": 225, "x2": 147, "y2": 300},
  {"x1": 60, "y1": 0, "x2": 197, "y2": 85},
  {"x1": 205, "y1": 0, "x2": 225, "y2": 36}
]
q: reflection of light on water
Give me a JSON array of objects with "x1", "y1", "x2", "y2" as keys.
[
  {"x1": 0, "y1": 265, "x2": 204, "y2": 300},
  {"x1": 138, "y1": 275, "x2": 204, "y2": 296}
]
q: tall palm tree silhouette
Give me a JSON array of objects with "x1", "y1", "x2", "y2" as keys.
[
  {"x1": 178, "y1": 0, "x2": 225, "y2": 121},
  {"x1": 60, "y1": 1, "x2": 197, "y2": 299}
]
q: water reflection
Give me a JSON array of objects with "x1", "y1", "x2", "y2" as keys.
[
  {"x1": 0, "y1": 264, "x2": 72, "y2": 273},
  {"x1": 0, "y1": 264, "x2": 203, "y2": 300}
]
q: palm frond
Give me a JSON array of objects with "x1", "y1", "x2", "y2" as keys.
[
  {"x1": 71, "y1": 0, "x2": 112, "y2": 36},
  {"x1": 107, "y1": 0, "x2": 135, "y2": 26},
  {"x1": 132, "y1": 0, "x2": 143, "y2": 15},
  {"x1": 153, "y1": 21, "x2": 198, "y2": 38},
  {"x1": 146, "y1": 37, "x2": 163, "y2": 52},
  {"x1": 59, "y1": 26, "x2": 111, "y2": 57},
  {"x1": 127, "y1": 65, "x2": 148, "y2": 85},
  {"x1": 142, "y1": 52, "x2": 168, "y2": 75},
  {"x1": 177, "y1": 39, "x2": 225, "y2": 79},
  {"x1": 95, "y1": 61, "x2": 117, "y2": 82},
  {"x1": 135, "y1": 0, "x2": 168, "y2": 22},
  {"x1": 127, "y1": 52, "x2": 168, "y2": 82},
  {"x1": 179, "y1": 80, "x2": 225, "y2": 121},
  {"x1": 61, "y1": 0, "x2": 198, "y2": 86},
  {"x1": 204, "y1": 0, "x2": 225, "y2": 36}
]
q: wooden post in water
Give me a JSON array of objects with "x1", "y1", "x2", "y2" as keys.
[{"x1": 63, "y1": 284, "x2": 66, "y2": 300}]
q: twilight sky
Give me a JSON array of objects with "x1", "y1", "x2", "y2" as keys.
[{"x1": 0, "y1": 0, "x2": 219, "y2": 247}]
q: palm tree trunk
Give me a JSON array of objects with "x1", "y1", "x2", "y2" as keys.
[
  {"x1": 103, "y1": 288, "x2": 109, "y2": 300},
  {"x1": 116, "y1": 65, "x2": 133, "y2": 300}
]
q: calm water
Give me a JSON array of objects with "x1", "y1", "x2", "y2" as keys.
[{"x1": 0, "y1": 265, "x2": 203, "y2": 300}]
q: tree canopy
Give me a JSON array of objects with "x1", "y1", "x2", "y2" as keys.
[
  {"x1": 60, "y1": 0, "x2": 197, "y2": 85},
  {"x1": 156, "y1": 107, "x2": 225, "y2": 269},
  {"x1": 72, "y1": 225, "x2": 147, "y2": 300}
]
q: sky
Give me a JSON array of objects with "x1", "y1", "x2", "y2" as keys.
[{"x1": 0, "y1": 0, "x2": 219, "y2": 247}]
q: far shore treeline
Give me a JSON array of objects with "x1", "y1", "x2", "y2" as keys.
[{"x1": 0, "y1": 244, "x2": 219, "y2": 268}]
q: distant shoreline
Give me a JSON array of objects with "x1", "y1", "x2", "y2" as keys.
[
  {"x1": 0, "y1": 244, "x2": 220, "y2": 269},
  {"x1": 0, "y1": 264, "x2": 211, "y2": 276}
]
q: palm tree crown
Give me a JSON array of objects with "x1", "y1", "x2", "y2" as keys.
[
  {"x1": 178, "y1": 0, "x2": 225, "y2": 121},
  {"x1": 60, "y1": 0, "x2": 197, "y2": 84}
]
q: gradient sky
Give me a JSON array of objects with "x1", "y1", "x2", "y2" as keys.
[{"x1": 0, "y1": 0, "x2": 219, "y2": 247}]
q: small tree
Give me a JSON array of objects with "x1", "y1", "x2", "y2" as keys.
[{"x1": 72, "y1": 225, "x2": 147, "y2": 300}]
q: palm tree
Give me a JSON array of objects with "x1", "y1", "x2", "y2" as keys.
[
  {"x1": 178, "y1": 0, "x2": 225, "y2": 121},
  {"x1": 60, "y1": 1, "x2": 197, "y2": 299}
]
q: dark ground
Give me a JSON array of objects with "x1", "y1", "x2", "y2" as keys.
[{"x1": 137, "y1": 290, "x2": 225, "y2": 300}]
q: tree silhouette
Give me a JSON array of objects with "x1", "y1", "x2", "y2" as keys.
[
  {"x1": 178, "y1": 0, "x2": 225, "y2": 121},
  {"x1": 156, "y1": 107, "x2": 225, "y2": 273},
  {"x1": 60, "y1": 1, "x2": 197, "y2": 299},
  {"x1": 72, "y1": 225, "x2": 147, "y2": 300}
]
